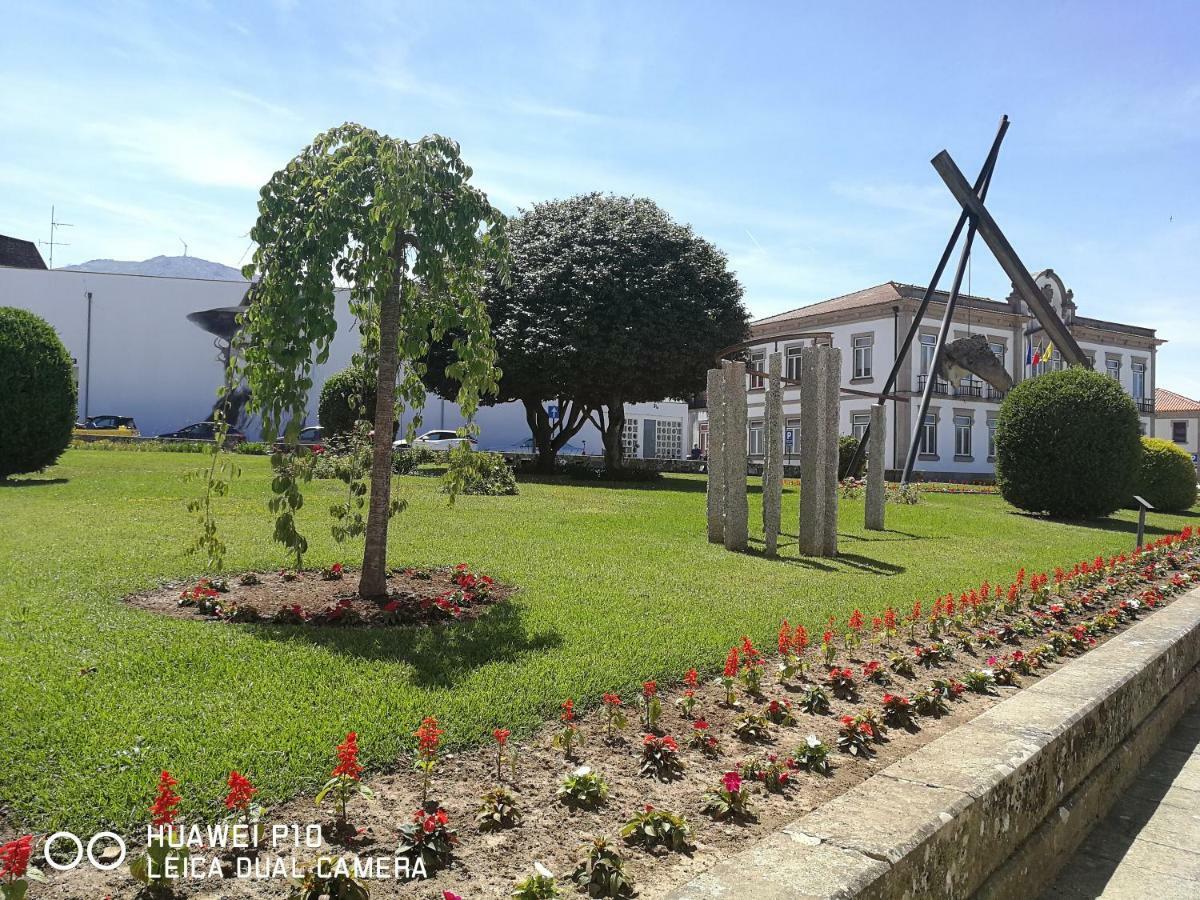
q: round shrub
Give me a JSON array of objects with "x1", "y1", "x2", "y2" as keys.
[
  {"x1": 994, "y1": 367, "x2": 1141, "y2": 518},
  {"x1": 0, "y1": 307, "x2": 77, "y2": 480},
  {"x1": 838, "y1": 434, "x2": 866, "y2": 479},
  {"x1": 318, "y1": 366, "x2": 377, "y2": 436},
  {"x1": 1135, "y1": 437, "x2": 1197, "y2": 511}
]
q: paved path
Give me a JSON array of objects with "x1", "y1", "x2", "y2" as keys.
[{"x1": 1040, "y1": 702, "x2": 1200, "y2": 899}]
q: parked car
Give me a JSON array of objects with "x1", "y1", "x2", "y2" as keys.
[
  {"x1": 158, "y1": 422, "x2": 246, "y2": 444},
  {"x1": 73, "y1": 415, "x2": 139, "y2": 438},
  {"x1": 272, "y1": 425, "x2": 324, "y2": 453},
  {"x1": 393, "y1": 429, "x2": 477, "y2": 452}
]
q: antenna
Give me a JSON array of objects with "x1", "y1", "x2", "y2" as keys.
[
  {"x1": 38, "y1": 205, "x2": 73, "y2": 268},
  {"x1": 178, "y1": 237, "x2": 188, "y2": 257}
]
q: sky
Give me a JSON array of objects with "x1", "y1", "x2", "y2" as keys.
[{"x1": 3, "y1": 1, "x2": 1199, "y2": 397}]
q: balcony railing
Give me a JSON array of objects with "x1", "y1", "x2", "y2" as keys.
[
  {"x1": 916, "y1": 374, "x2": 950, "y2": 396},
  {"x1": 916, "y1": 375, "x2": 1004, "y2": 401},
  {"x1": 1137, "y1": 398, "x2": 1155, "y2": 414},
  {"x1": 986, "y1": 385, "x2": 1008, "y2": 402}
]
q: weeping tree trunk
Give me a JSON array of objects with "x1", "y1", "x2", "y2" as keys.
[
  {"x1": 523, "y1": 398, "x2": 592, "y2": 473},
  {"x1": 359, "y1": 247, "x2": 406, "y2": 599}
]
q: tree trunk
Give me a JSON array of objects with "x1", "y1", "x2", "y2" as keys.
[
  {"x1": 601, "y1": 401, "x2": 626, "y2": 471},
  {"x1": 522, "y1": 399, "x2": 558, "y2": 474},
  {"x1": 359, "y1": 251, "x2": 405, "y2": 599}
]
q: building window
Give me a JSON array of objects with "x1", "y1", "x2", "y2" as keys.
[
  {"x1": 1132, "y1": 361, "x2": 1146, "y2": 400},
  {"x1": 747, "y1": 420, "x2": 764, "y2": 457},
  {"x1": 621, "y1": 419, "x2": 640, "y2": 459},
  {"x1": 784, "y1": 418, "x2": 801, "y2": 457},
  {"x1": 853, "y1": 335, "x2": 873, "y2": 379},
  {"x1": 987, "y1": 419, "x2": 997, "y2": 460},
  {"x1": 749, "y1": 350, "x2": 766, "y2": 389},
  {"x1": 1106, "y1": 358, "x2": 1121, "y2": 382},
  {"x1": 698, "y1": 422, "x2": 708, "y2": 455},
  {"x1": 954, "y1": 415, "x2": 973, "y2": 458},
  {"x1": 919, "y1": 415, "x2": 937, "y2": 456},
  {"x1": 988, "y1": 342, "x2": 1005, "y2": 365},
  {"x1": 920, "y1": 333, "x2": 937, "y2": 375},
  {"x1": 654, "y1": 419, "x2": 683, "y2": 459},
  {"x1": 785, "y1": 346, "x2": 803, "y2": 382},
  {"x1": 1174, "y1": 421, "x2": 1189, "y2": 444},
  {"x1": 851, "y1": 412, "x2": 870, "y2": 443}
]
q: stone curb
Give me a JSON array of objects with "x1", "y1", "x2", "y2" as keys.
[{"x1": 666, "y1": 587, "x2": 1200, "y2": 900}]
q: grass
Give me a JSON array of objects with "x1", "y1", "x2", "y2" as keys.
[{"x1": 1, "y1": 449, "x2": 1196, "y2": 835}]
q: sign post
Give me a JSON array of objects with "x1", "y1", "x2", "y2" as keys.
[{"x1": 1132, "y1": 495, "x2": 1154, "y2": 550}]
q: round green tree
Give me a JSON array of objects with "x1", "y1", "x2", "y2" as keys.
[
  {"x1": 994, "y1": 367, "x2": 1142, "y2": 518},
  {"x1": 1135, "y1": 436, "x2": 1197, "y2": 511},
  {"x1": 318, "y1": 366, "x2": 377, "y2": 436},
  {"x1": 0, "y1": 307, "x2": 77, "y2": 480}
]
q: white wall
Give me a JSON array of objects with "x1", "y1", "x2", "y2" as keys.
[
  {"x1": 1153, "y1": 415, "x2": 1200, "y2": 470},
  {"x1": 0, "y1": 266, "x2": 688, "y2": 457}
]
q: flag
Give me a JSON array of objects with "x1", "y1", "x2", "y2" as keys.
[
  {"x1": 1025, "y1": 340, "x2": 1032, "y2": 366},
  {"x1": 1044, "y1": 341, "x2": 1054, "y2": 363},
  {"x1": 1032, "y1": 342, "x2": 1043, "y2": 366}
]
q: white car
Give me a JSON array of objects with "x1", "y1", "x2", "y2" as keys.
[{"x1": 393, "y1": 430, "x2": 478, "y2": 452}]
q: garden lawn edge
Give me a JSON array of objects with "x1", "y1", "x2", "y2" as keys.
[{"x1": 666, "y1": 585, "x2": 1200, "y2": 900}]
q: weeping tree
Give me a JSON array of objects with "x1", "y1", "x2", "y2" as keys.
[{"x1": 237, "y1": 124, "x2": 507, "y2": 598}]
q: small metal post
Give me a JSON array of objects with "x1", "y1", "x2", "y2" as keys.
[{"x1": 1133, "y1": 495, "x2": 1154, "y2": 550}]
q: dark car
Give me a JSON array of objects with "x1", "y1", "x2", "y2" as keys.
[
  {"x1": 272, "y1": 425, "x2": 324, "y2": 453},
  {"x1": 74, "y1": 415, "x2": 139, "y2": 437},
  {"x1": 158, "y1": 422, "x2": 246, "y2": 444}
]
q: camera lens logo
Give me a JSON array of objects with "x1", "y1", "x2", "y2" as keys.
[{"x1": 43, "y1": 832, "x2": 127, "y2": 871}]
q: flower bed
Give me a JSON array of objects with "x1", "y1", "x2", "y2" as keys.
[
  {"x1": 123, "y1": 564, "x2": 512, "y2": 628},
  {"x1": 24, "y1": 528, "x2": 1200, "y2": 899}
]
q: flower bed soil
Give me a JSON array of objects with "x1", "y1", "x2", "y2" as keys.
[
  {"x1": 122, "y1": 566, "x2": 513, "y2": 629},
  {"x1": 31, "y1": 530, "x2": 1200, "y2": 899}
]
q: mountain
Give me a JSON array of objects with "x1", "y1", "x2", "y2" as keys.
[{"x1": 59, "y1": 255, "x2": 246, "y2": 281}]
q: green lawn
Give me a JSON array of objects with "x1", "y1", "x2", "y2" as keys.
[{"x1": 1, "y1": 449, "x2": 1195, "y2": 835}]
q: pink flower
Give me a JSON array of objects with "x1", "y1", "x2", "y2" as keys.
[{"x1": 722, "y1": 771, "x2": 742, "y2": 794}]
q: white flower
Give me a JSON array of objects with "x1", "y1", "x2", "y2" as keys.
[{"x1": 534, "y1": 861, "x2": 554, "y2": 878}]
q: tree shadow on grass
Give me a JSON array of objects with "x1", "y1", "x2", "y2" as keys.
[
  {"x1": 0, "y1": 477, "x2": 68, "y2": 488},
  {"x1": 743, "y1": 539, "x2": 906, "y2": 575},
  {"x1": 1008, "y1": 510, "x2": 1190, "y2": 539},
  {"x1": 243, "y1": 602, "x2": 562, "y2": 689}
]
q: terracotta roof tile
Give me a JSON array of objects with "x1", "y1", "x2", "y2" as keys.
[{"x1": 1155, "y1": 388, "x2": 1200, "y2": 413}]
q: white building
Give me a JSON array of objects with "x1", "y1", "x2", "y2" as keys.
[
  {"x1": 0, "y1": 264, "x2": 687, "y2": 459},
  {"x1": 1153, "y1": 388, "x2": 1200, "y2": 473},
  {"x1": 689, "y1": 270, "x2": 1163, "y2": 481}
]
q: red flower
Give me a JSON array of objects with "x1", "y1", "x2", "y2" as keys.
[
  {"x1": 560, "y1": 698, "x2": 575, "y2": 722},
  {"x1": 150, "y1": 770, "x2": 181, "y2": 826},
  {"x1": 684, "y1": 668, "x2": 698, "y2": 688},
  {"x1": 493, "y1": 728, "x2": 510, "y2": 746},
  {"x1": 778, "y1": 619, "x2": 791, "y2": 654},
  {"x1": 332, "y1": 732, "x2": 363, "y2": 780},
  {"x1": 693, "y1": 719, "x2": 710, "y2": 731},
  {"x1": 793, "y1": 624, "x2": 809, "y2": 651},
  {"x1": 415, "y1": 716, "x2": 444, "y2": 759},
  {"x1": 0, "y1": 835, "x2": 33, "y2": 880},
  {"x1": 722, "y1": 771, "x2": 742, "y2": 794},
  {"x1": 224, "y1": 770, "x2": 257, "y2": 812},
  {"x1": 883, "y1": 607, "x2": 896, "y2": 630},
  {"x1": 822, "y1": 629, "x2": 833, "y2": 645},
  {"x1": 331, "y1": 563, "x2": 344, "y2": 575},
  {"x1": 602, "y1": 692, "x2": 622, "y2": 707},
  {"x1": 642, "y1": 680, "x2": 657, "y2": 698},
  {"x1": 848, "y1": 609, "x2": 864, "y2": 631},
  {"x1": 723, "y1": 647, "x2": 739, "y2": 678}
]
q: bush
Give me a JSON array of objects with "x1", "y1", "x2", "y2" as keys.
[
  {"x1": 1135, "y1": 437, "x2": 1197, "y2": 511},
  {"x1": 443, "y1": 451, "x2": 519, "y2": 496},
  {"x1": 995, "y1": 367, "x2": 1142, "y2": 518},
  {"x1": 838, "y1": 434, "x2": 865, "y2": 479},
  {"x1": 318, "y1": 366, "x2": 378, "y2": 437},
  {"x1": 0, "y1": 307, "x2": 77, "y2": 479}
]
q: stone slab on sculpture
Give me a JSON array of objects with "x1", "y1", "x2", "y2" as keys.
[
  {"x1": 763, "y1": 352, "x2": 784, "y2": 557},
  {"x1": 865, "y1": 402, "x2": 886, "y2": 531},
  {"x1": 706, "y1": 367, "x2": 726, "y2": 544},
  {"x1": 723, "y1": 359, "x2": 749, "y2": 552},
  {"x1": 799, "y1": 346, "x2": 840, "y2": 557}
]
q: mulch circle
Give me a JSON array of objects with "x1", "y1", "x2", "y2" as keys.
[{"x1": 122, "y1": 565, "x2": 514, "y2": 628}]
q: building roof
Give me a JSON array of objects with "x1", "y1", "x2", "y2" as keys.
[
  {"x1": 0, "y1": 234, "x2": 47, "y2": 269},
  {"x1": 1155, "y1": 388, "x2": 1200, "y2": 414},
  {"x1": 753, "y1": 281, "x2": 1010, "y2": 328}
]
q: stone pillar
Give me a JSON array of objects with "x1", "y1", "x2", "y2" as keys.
[
  {"x1": 722, "y1": 359, "x2": 749, "y2": 551},
  {"x1": 865, "y1": 402, "x2": 887, "y2": 531},
  {"x1": 763, "y1": 352, "x2": 784, "y2": 556},
  {"x1": 798, "y1": 346, "x2": 840, "y2": 557},
  {"x1": 705, "y1": 367, "x2": 725, "y2": 544}
]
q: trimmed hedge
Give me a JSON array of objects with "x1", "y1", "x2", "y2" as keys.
[
  {"x1": 994, "y1": 367, "x2": 1141, "y2": 518},
  {"x1": 1135, "y1": 436, "x2": 1197, "y2": 511},
  {"x1": 0, "y1": 307, "x2": 77, "y2": 480},
  {"x1": 318, "y1": 366, "x2": 378, "y2": 436}
]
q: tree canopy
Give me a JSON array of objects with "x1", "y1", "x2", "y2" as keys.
[{"x1": 427, "y1": 193, "x2": 748, "y2": 469}]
